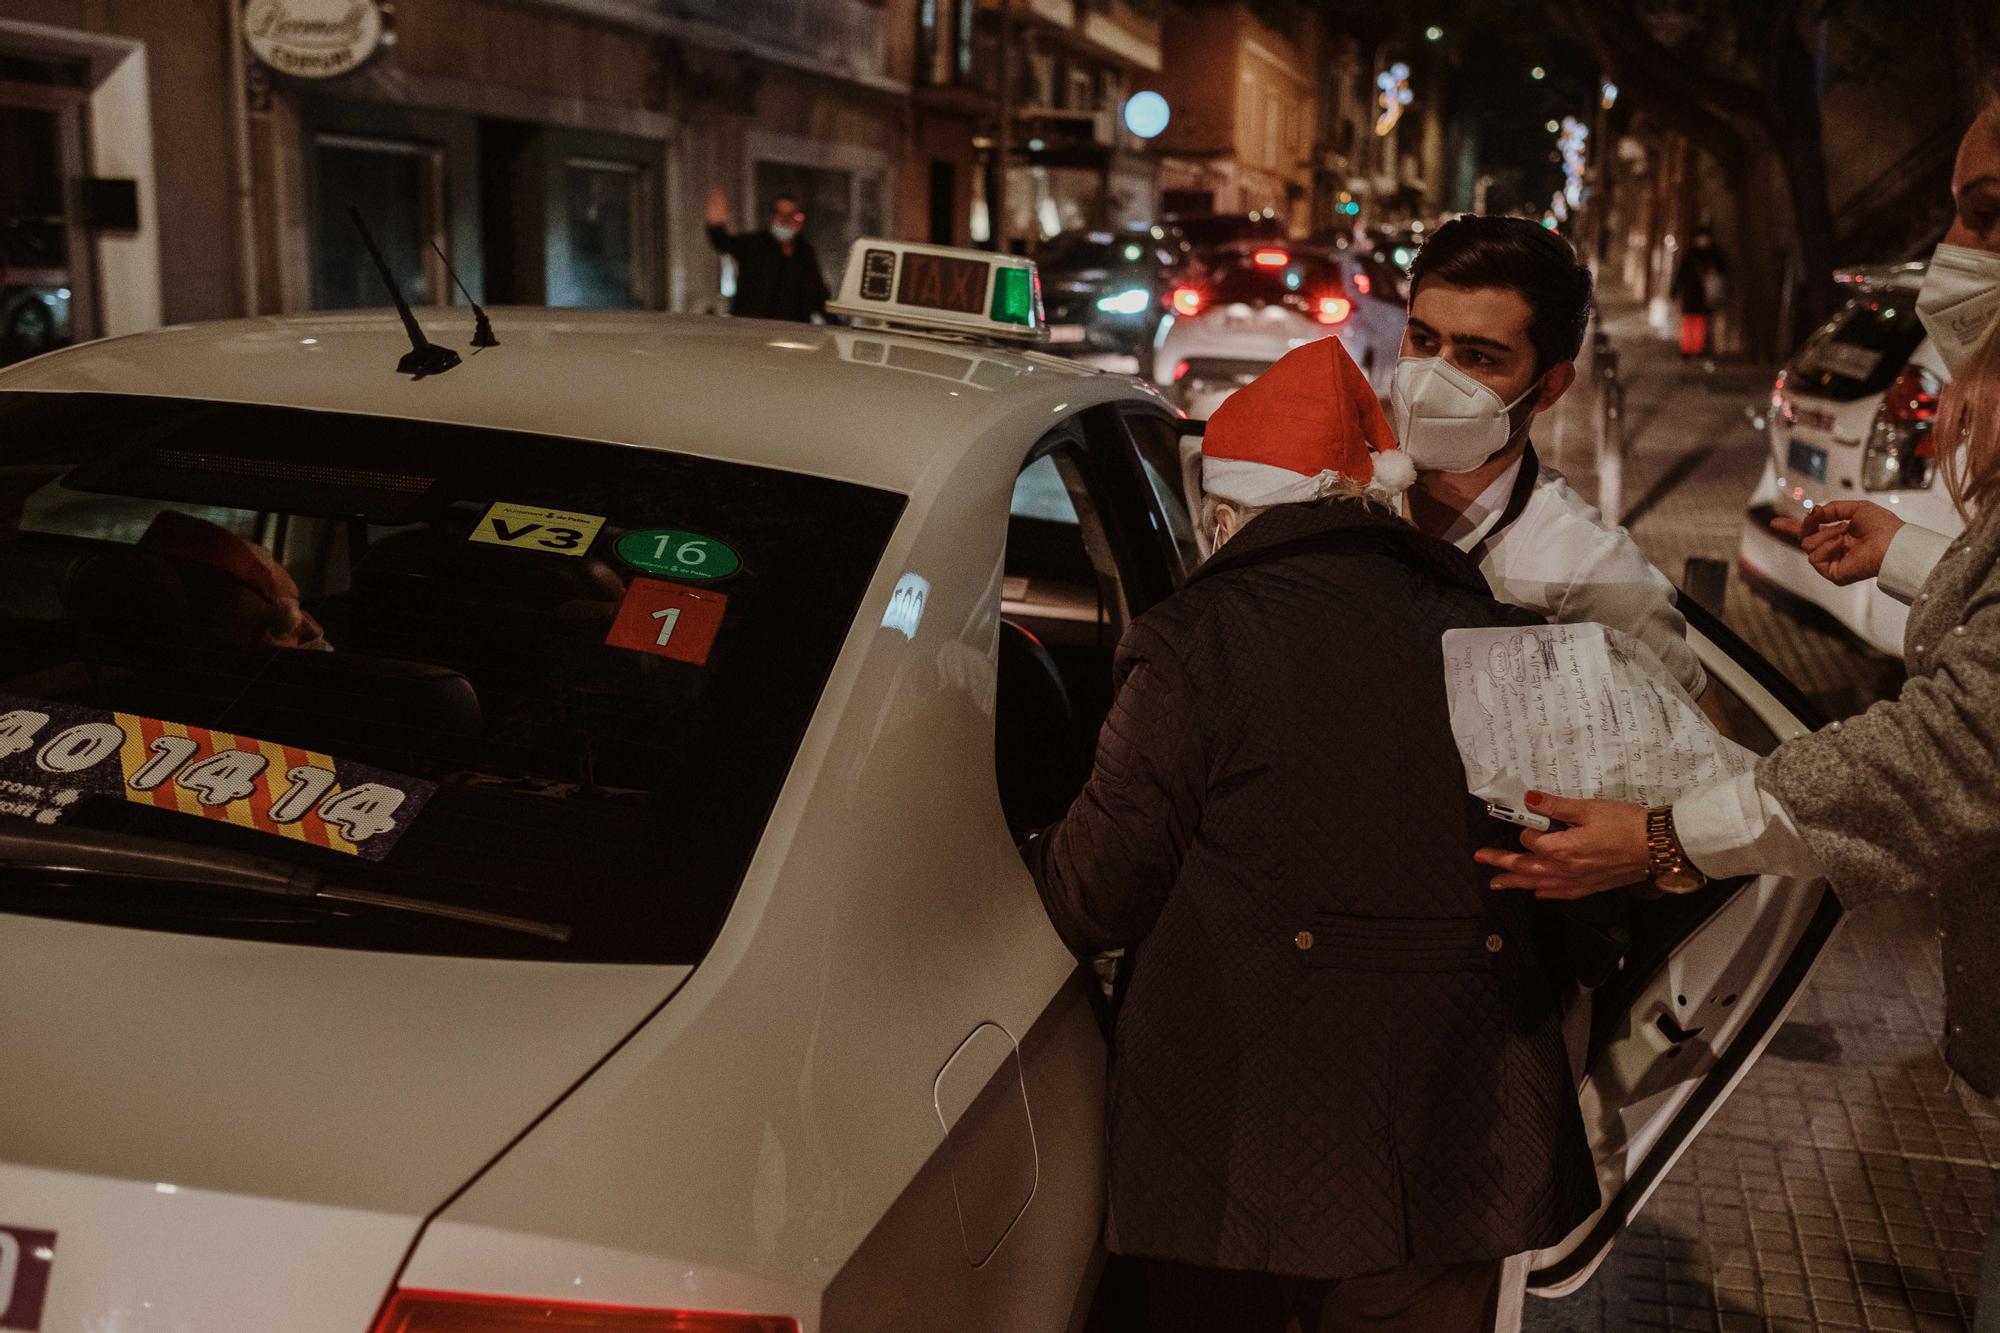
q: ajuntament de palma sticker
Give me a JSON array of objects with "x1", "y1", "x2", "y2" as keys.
[
  {"x1": 468, "y1": 501, "x2": 608, "y2": 557},
  {"x1": 0, "y1": 695, "x2": 434, "y2": 860},
  {"x1": 616, "y1": 529, "x2": 742, "y2": 581}
]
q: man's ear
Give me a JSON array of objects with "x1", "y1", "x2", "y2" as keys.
[{"x1": 1535, "y1": 361, "x2": 1578, "y2": 413}]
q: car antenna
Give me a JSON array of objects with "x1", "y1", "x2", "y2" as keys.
[
  {"x1": 346, "y1": 205, "x2": 460, "y2": 378},
  {"x1": 430, "y1": 239, "x2": 498, "y2": 348}
]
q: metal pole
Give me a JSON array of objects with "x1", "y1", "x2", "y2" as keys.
[
  {"x1": 1595, "y1": 331, "x2": 1626, "y2": 522},
  {"x1": 224, "y1": 0, "x2": 261, "y2": 316},
  {"x1": 994, "y1": 0, "x2": 1014, "y2": 254}
]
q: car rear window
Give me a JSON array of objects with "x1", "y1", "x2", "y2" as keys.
[
  {"x1": 1206, "y1": 257, "x2": 1343, "y2": 309},
  {"x1": 0, "y1": 392, "x2": 902, "y2": 962},
  {"x1": 1789, "y1": 295, "x2": 1928, "y2": 402}
]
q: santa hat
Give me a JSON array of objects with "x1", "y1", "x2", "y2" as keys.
[
  {"x1": 1200, "y1": 338, "x2": 1415, "y2": 506},
  {"x1": 138, "y1": 510, "x2": 297, "y2": 605}
]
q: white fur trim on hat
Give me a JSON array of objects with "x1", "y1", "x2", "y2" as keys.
[
  {"x1": 1367, "y1": 449, "x2": 1416, "y2": 497},
  {"x1": 1203, "y1": 457, "x2": 1343, "y2": 507}
]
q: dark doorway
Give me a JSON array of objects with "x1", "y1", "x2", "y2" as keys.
[{"x1": 0, "y1": 65, "x2": 92, "y2": 368}]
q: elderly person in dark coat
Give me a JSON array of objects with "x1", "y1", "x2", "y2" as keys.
[{"x1": 1024, "y1": 339, "x2": 1598, "y2": 1332}]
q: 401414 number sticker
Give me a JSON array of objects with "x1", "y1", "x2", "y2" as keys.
[
  {"x1": 615, "y1": 529, "x2": 741, "y2": 581},
  {"x1": 0, "y1": 696, "x2": 435, "y2": 860}
]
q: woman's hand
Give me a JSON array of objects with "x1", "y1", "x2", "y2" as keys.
[
  {"x1": 1770, "y1": 500, "x2": 1903, "y2": 586},
  {"x1": 1475, "y1": 791, "x2": 1652, "y2": 900}
]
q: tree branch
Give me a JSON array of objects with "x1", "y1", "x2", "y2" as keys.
[{"x1": 1584, "y1": 0, "x2": 1768, "y2": 126}]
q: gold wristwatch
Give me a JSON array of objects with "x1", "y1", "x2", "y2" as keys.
[{"x1": 1646, "y1": 805, "x2": 1708, "y2": 894}]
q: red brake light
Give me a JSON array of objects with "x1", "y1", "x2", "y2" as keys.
[
  {"x1": 1170, "y1": 286, "x2": 1203, "y2": 317},
  {"x1": 1173, "y1": 359, "x2": 1191, "y2": 382},
  {"x1": 371, "y1": 1289, "x2": 799, "y2": 1333},
  {"x1": 1353, "y1": 272, "x2": 1372, "y2": 296},
  {"x1": 1252, "y1": 249, "x2": 1290, "y2": 268},
  {"x1": 1315, "y1": 296, "x2": 1353, "y2": 325},
  {"x1": 1880, "y1": 363, "x2": 1940, "y2": 427}
]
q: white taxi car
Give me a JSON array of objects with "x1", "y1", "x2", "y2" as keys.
[
  {"x1": 1739, "y1": 261, "x2": 1962, "y2": 657},
  {"x1": 0, "y1": 240, "x2": 1835, "y2": 1331}
]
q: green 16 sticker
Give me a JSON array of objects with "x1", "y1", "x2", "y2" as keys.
[{"x1": 616, "y1": 529, "x2": 741, "y2": 581}]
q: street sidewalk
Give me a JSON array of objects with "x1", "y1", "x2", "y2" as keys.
[{"x1": 1523, "y1": 299, "x2": 2000, "y2": 1332}]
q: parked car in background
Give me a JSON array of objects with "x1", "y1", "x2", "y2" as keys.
[
  {"x1": 1738, "y1": 260, "x2": 1961, "y2": 657},
  {"x1": 1, "y1": 220, "x2": 75, "y2": 368},
  {"x1": 1037, "y1": 227, "x2": 1184, "y2": 360},
  {"x1": 1157, "y1": 210, "x2": 1287, "y2": 257},
  {"x1": 1151, "y1": 241, "x2": 1400, "y2": 415}
]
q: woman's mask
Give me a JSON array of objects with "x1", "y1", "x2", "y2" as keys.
[
  {"x1": 1916, "y1": 241, "x2": 2000, "y2": 378},
  {"x1": 1390, "y1": 356, "x2": 1544, "y2": 474}
]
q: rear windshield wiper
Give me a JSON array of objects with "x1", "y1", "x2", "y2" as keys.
[{"x1": 0, "y1": 826, "x2": 570, "y2": 943}]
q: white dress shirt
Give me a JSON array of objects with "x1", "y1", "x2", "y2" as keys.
[
  {"x1": 1447, "y1": 454, "x2": 1708, "y2": 696},
  {"x1": 1673, "y1": 522, "x2": 1952, "y2": 879}
]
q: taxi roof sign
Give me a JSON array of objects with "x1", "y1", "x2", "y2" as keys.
[{"x1": 827, "y1": 239, "x2": 1046, "y2": 343}]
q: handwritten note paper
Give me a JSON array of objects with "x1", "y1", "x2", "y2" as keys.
[{"x1": 1442, "y1": 622, "x2": 1755, "y2": 807}]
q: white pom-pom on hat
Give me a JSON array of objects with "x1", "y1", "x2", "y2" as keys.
[{"x1": 1367, "y1": 448, "x2": 1416, "y2": 497}]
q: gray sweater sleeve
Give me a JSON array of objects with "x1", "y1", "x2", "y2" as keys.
[{"x1": 1754, "y1": 544, "x2": 2000, "y2": 904}]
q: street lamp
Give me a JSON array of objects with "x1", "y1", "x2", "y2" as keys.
[
  {"x1": 1425, "y1": 25, "x2": 1443, "y2": 40},
  {"x1": 1530, "y1": 65, "x2": 1546, "y2": 81}
]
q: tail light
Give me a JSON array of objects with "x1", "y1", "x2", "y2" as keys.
[
  {"x1": 1172, "y1": 359, "x2": 1191, "y2": 383},
  {"x1": 1252, "y1": 249, "x2": 1290, "y2": 268},
  {"x1": 1315, "y1": 296, "x2": 1352, "y2": 325},
  {"x1": 1353, "y1": 272, "x2": 1372, "y2": 296},
  {"x1": 1861, "y1": 363, "x2": 1941, "y2": 491},
  {"x1": 371, "y1": 1289, "x2": 799, "y2": 1333},
  {"x1": 1169, "y1": 286, "x2": 1203, "y2": 318}
]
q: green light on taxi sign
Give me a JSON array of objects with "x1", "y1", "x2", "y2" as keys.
[{"x1": 990, "y1": 266, "x2": 1035, "y2": 327}]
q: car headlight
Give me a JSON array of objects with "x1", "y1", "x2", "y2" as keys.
[{"x1": 1095, "y1": 288, "x2": 1151, "y2": 315}]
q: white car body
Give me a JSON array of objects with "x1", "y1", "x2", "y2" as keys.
[
  {"x1": 1739, "y1": 267, "x2": 1963, "y2": 657},
  {"x1": 1, "y1": 299, "x2": 1836, "y2": 1330}
]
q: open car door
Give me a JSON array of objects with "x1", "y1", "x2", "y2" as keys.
[{"x1": 1525, "y1": 596, "x2": 1846, "y2": 1295}]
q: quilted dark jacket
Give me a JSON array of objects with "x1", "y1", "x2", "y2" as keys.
[{"x1": 1026, "y1": 497, "x2": 1598, "y2": 1280}]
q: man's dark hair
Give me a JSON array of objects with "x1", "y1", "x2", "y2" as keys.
[
  {"x1": 1408, "y1": 216, "x2": 1594, "y2": 370},
  {"x1": 772, "y1": 192, "x2": 801, "y2": 211}
]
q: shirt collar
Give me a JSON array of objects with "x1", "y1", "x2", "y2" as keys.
[{"x1": 1445, "y1": 455, "x2": 1526, "y2": 554}]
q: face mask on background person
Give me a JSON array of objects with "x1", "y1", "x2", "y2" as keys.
[
  {"x1": 1916, "y1": 241, "x2": 2000, "y2": 378},
  {"x1": 1390, "y1": 355, "x2": 1546, "y2": 474},
  {"x1": 770, "y1": 222, "x2": 800, "y2": 243}
]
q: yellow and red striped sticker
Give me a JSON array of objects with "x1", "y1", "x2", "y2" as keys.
[
  {"x1": 0, "y1": 694, "x2": 434, "y2": 860},
  {"x1": 112, "y1": 713, "x2": 359, "y2": 855}
]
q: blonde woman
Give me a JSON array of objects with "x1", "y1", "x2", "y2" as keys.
[{"x1": 1475, "y1": 101, "x2": 2000, "y2": 1323}]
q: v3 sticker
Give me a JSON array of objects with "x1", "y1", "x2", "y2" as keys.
[
  {"x1": 468, "y1": 501, "x2": 607, "y2": 557},
  {"x1": 0, "y1": 695, "x2": 435, "y2": 860}
]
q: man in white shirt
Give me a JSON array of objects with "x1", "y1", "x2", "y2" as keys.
[{"x1": 1394, "y1": 217, "x2": 1707, "y2": 699}]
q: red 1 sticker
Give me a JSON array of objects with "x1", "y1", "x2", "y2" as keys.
[{"x1": 605, "y1": 578, "x2": 728, "y2": 664}]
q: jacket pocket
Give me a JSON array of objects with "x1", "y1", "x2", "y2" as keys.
[{"x1": 1295, "y1": 914, "x2": 1506, "y2": 972}]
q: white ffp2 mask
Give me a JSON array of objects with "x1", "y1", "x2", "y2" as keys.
[
  {"x1": 1916, "y1": 242, "x2": 2000, "y2": 378},
  {"x1": 1390, "y1": 356, "x2": 1542, "y2": 474}
]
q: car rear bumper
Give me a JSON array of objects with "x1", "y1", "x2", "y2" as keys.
[{"x1": 1738, "y1": 503, "x2": 1909, "y2": 659}]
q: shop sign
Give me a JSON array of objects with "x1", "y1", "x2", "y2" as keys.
[{"x1": 244, "y1": 0, "x2": 384, "y2": 80}]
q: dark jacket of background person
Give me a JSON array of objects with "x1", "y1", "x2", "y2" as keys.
[
  {"x1": 1024, "y1": 496, "x2": 1599, "y2": 1281},
  {"x1": 704, "y1": 223, "x2": 829, "y2": 321},
  {"x1": 1757, "y1": 503, "x2": 2000, "y2": 1094},
  {"x1": 1672, "y1": 239, "x2": 1728, "y2": 317}
]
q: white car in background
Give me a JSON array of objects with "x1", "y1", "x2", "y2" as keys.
[
  {"x1": 1739, "y1": 261, "x2": 1961, "y2": 657},
  {"x1": 0, "y1": 239, "x2": 1838, "y2": 1330},
  {"x1": 1150, "y1": 242, "x2": 1403, "y2": 417}
]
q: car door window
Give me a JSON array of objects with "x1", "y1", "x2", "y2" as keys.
[
  {"x1": 1121, "y1": 410, "x2": 1200, "y2": 579},
  {"x1": 993, "y1": 410, "x2": 1179, "y2": 835}
]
